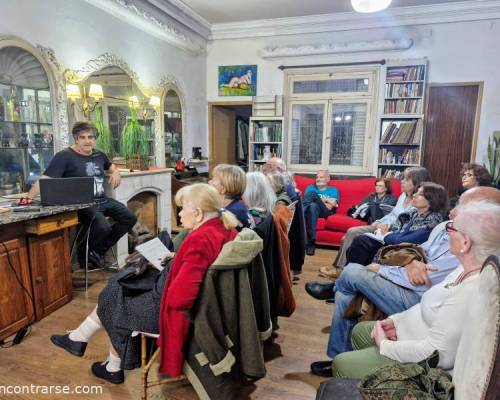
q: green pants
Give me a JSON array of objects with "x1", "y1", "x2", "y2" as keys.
[{"x1": 331, "y1": 321, "x2": 397, "y2": 379}]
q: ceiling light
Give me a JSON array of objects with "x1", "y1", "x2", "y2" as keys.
[
  {"x1": 351, "y1": 0, "x2": 392, "y2": 13},
  {"x1": 345, "y1": 115, "x2": 352, "y2": 121},
  {"x1": 334, "y1": 116, "x2": 342, "y2": 123}
]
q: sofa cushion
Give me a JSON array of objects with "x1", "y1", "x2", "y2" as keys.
[
  {"x1": 325, "y1": 214, "x2": 368, "y2": 232},
  {"x1": 316, "y1": 218, "x2": 326, "y2": 231}
]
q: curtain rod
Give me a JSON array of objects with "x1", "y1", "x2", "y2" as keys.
[{"x1": 278, "y1": 60, "x2": 386, "y2": 70}]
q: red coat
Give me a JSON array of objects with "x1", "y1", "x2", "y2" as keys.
[{"x1": 158, "y1": 218, "x2": 237, "y2": 376}]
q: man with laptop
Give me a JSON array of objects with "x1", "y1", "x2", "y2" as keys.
[{"x1": 28, "y1": 121, "x2": 137, "y2": 269}]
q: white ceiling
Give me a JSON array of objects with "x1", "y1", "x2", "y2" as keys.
[{"x1": 177, "y1": 0, "x2": 463, "y2": 24}]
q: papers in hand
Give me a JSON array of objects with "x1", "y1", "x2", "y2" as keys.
[
  {"x1": 363, "y1": 229, "x2": 387, "y2": 244},
  {"x1": 135, "y1": 238, "x2": 173, "y2": 271}
]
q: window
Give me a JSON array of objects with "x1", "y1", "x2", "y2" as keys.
[{"x1": 286, "y1": 69, "x2": 379, "y2": 174}]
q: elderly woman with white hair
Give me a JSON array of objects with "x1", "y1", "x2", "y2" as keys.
[
  {"x1": 266, "y1": 170, "x2": 292, "y2": 206},
  {"x1": 329, "y1": 198, "x2": 500, "y2": 379},
  {"x1": 243, "y1": 171, "x2": 277, "y2": 225}
]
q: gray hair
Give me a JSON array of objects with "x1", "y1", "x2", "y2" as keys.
[
  {"x1": 243, "y1": 172, "x2": 277, "y2": 214},
  {"x1": 267, "y1": 171, "x2": 287, "y2": 193},
  {"x1": 455, "y1": 200, "x2": 500, "y2": 262}
]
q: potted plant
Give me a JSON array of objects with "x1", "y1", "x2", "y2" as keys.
[
  {"x1": 485, "y1": 131, "x2": 500, "y2": 188},
  {"x1": 120, "y1": 106, "x2": 149, "y2": 170},
  {"x1": 94, "y1": 103, "x2": 114, "y2": 158}
]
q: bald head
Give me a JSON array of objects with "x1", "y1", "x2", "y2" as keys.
[
  {"x1": 266, "y1": 157, "x2": 286, "y2": 172},
  {"x1": 450, "y1": 186, "x2": 500, "y2": 219}
]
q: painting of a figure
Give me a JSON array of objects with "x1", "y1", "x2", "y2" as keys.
[{"x1": 218, "y1": 65, "x2": 257, "y2": 96}]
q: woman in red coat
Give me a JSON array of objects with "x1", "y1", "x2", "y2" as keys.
[{"x1": 158, "y1": 183, "x2": 239, "y2": 376}]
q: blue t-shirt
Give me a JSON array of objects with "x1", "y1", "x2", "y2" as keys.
[{"x1": 305, "y1": 185, "x2": 339, "y2": 202}]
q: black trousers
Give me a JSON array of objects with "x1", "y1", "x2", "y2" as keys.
[
  {"x1": 345, "y1": 234, "x2": 383, "y2": 266},
  {"x1": 78, "y1": 197, "x2": 137, "y2": 255}
]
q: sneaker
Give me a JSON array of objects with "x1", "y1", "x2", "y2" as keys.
[
  {"x1": 318, "y1": 266, "x2": 342, "y2": 280},
  {"x1": 91, "y1": 361, "x2": 125, "y2": 384},
  {"x1": 87, "y1": 250, "x2": 112, "y2": 269}
]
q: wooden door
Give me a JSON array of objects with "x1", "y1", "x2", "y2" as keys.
[
  {"x1": 28, "y1": 229, "x2": 72, "y2": 320},
  {"x1": 423, "y1": 83, "x2": 482, "y2": 195},
  {"x1": 0, "y1": 237, "x2": 33, "y2": 341},
  {"x1": 209, "y1": 105, "x2": 236, "y2": 173}
]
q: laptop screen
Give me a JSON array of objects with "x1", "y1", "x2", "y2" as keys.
[{"x1": 39, "y1": 177, "x2": 95, "y2": 206}]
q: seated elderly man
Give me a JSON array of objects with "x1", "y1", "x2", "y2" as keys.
[
  {"x1": 309, "y1": 185, "x2": 500, "y2": 377},
  {"x1": 303, "y1": 170, "x2": 339, "y2": 255}
]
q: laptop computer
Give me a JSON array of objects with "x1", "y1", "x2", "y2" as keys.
[{"x1": 39, "y1": 177, "x2": 94, "y2": 206}]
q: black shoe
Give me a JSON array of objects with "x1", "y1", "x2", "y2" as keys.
[
  {"x1": 310, "y1": 360, "x2": 333, "y2": 377},
  {"x1": 91, "y1": 361, "x2": 125, "y2": 384},
  {"x1": 87, "y1": 250, "x2": 112, "y2": 269},
  {"x1": 305, "y1": 281, "x2": 335, "y2": 300},
  {"x1": 306, "y1": 245, "x2": 315, "y2": 256},
  {"x1": 50, "y1": 333, "x2": 87, "y2": 357}
]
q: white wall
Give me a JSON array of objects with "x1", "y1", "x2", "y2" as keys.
[
  {"x1": 0, "y1": 0, "x2": 208, "y2": 160},
  {"x1": 207, "y1": 19, "x2": 500, "y2": 169}
]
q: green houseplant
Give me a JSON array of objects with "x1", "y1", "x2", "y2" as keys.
[
  {"x1": 485, "y1": 131, "x2": 500, "y2": 188},
  {"x1": 120, "y1": 106, "x2": 149, "y2": 170},
  {"x1": 94, "y1": 103, "x2": 114, "y2": 158}
]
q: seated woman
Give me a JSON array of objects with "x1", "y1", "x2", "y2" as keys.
[
  {"x1": 323, "y1": 167, "x2": 431, "y2": 279},
  {"x1": 243, "y1": 171, "x2": 277, "y2": 225},
  {"x1": 50, "y1": 183, "x2": 239, "y2": 384},
  {"x1": 209, "y1": 163, "x2": 253, "y2": 228},
  {"x1": 460, "y1": 162, "x2": 493, "y2": 191},
  {"x1": 266, "y1": 170, "x2": 292, "y2": 206},
  {"x1": 350, "y1": 178, "x2": 397, "y2": 224},
  {"x1": 346, "y1": 182, "x2": 448, "y2": 266},
  {"x1": 331, "y1": 199, "x2": 500, "y2": 379}
]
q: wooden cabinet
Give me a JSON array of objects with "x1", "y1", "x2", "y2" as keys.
[
  {"x1": 28, "y1": 229, "x2": 72, "y2": 320},
  {"x1": 0, "y1": 237, "x2": 34, "y2": 341}
]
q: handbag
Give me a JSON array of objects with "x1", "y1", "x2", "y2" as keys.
[
  {"x1": 358, "y1": 351, "x2": 454, "y2": 400},
  {"x1": 378, "y1": 243, "x2": 427, "y2": 266},
  {"x1": 117, "y1": 260, "x2": 161, "y2": 297}
]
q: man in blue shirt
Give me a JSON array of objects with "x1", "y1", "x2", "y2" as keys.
[
  {"x1": 304, "y1": 170, "x2": 339, "y2": 255},
  {"x1": 308, "y1": 185, "x2": 500, "y2": 377}
]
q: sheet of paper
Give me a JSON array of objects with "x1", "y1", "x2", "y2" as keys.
[
  {"x1": 363, "y1": 229, "x2": 386, "y2": 244},
  {"x1": 135, "y1": 238, "x2": 173, "y2": 271}
]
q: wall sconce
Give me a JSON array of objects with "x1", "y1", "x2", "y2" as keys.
[
  {"x1": 129, "y1": 95, "x2": 161, "y2": 120},
  {"x1": 66, "y1": 83, "x2": 104, "y2": 119}
]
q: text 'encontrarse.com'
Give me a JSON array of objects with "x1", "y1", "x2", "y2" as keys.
[{"x1": 0, "y1": 385, "x2": 103, "y2": 396}]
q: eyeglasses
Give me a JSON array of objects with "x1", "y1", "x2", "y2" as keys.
[
  {"x1": 445, "y1": 221, "x2": 459, "y2": 233},
  {"x1": 462, "y1": 172, "x2": 474, "y2": 178}
]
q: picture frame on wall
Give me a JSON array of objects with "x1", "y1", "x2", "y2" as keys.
[{"x1": 218, "y1": 65, "x2": 257, "y2": 96}]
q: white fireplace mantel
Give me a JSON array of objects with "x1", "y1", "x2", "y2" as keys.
[{"x1": 105, "y1": 168, "x2": 173, "y2": 266}]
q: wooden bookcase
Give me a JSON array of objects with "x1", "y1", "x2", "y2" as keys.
[
  {"x1": 378, "y1": 60, "x2": 428, "y2": 178},
  {"x1": 248, "y1": 117, "x2": 284, "y2": 171}
]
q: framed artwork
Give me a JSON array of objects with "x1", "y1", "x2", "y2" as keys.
[{"x1": 218, "y1": 65, "x2": 257, "y2": 96}]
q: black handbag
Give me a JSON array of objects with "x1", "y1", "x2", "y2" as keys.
[{"x1": 117, "y1": 261, "x2": 161, "y2": 297}]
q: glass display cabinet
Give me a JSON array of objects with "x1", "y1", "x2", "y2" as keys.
[
  {"x1": 164, "y1": 89, "x2": 182, "y2": 168},
  {"x1": 0, "y1": 46, "x2": 54, "y2": 194}
]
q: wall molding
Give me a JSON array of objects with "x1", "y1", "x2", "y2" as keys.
[
  {"x1": 259, "y1": 39, "x2": 413, "y2": 59},
  {"x1": 84, "y1": 0, "x2": 206, "y2": 54},
  {"x1": 210, "y1": 0, "x2": 500, "y2": 40}
]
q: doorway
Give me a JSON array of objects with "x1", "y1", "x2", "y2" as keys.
[
  {"x1": 423, "y1": 83, "x2": 482, "y2": 196},
  {"x1": 208, "y1": 102, "x2": 252, "y2": 173}
]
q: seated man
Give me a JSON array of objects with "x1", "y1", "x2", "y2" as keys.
[
  {"x1": 303, "y1": 170, "x2": 339, "y2": 255},
  {"x1": 308, "y1": 186, "x2": 500, "y2": 377},
  {"x1": 28, "y1": 121, "x2": 137, "y2": 268}
]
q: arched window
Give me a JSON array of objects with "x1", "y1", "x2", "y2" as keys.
[
  {"x1": 163, "y1": 89, "x2": 182, "y2": 167},
  {"x1": 0, "y1": 46, "x2": 53, "y2": 192}
]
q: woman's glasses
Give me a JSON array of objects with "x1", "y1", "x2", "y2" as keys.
[
  {"x1": 445, "y1": 221, "x2": 459, "y2": 233},
  {"x1": 462, "y1": 172, "x2": 474, "y2": 178}
]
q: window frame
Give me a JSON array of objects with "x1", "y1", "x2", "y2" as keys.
[{"x1": 285, "y1": 67, "x2": 380, "y2": 175}]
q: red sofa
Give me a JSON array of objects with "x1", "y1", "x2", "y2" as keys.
[{"x1": 294, "y1": 176, "x2": 402, "y2": 247}]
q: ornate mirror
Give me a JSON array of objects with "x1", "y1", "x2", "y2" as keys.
[{"x1": 163, "y1": 89, "x2": 182, "y2": 167}]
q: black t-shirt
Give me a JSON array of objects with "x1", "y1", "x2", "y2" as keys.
[{"x1": 44, "y1": 147, "x2": 111, "y2": 197}]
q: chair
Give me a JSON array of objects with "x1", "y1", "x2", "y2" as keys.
[
  {"x1": 131, "y1": 331, "x2": 186, "y2": 400},
  {"x1": 315, "y1": 255, "x2": 500, "y2": 400}
]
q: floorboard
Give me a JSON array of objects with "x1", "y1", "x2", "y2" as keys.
[{"x1": 0, "y1": 247, "x2": 337, "y2": 399}]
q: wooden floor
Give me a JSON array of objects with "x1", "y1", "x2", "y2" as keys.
[{"x1": 0, "y1": 248, "x2": 337, "y2": 400}]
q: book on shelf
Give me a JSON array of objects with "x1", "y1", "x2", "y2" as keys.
[
  {"x1": 384, "y1": 99, "x2": 422, "y2": 114},
  {"x1": 381, "y1": 119, "x2": 423, "y2": 144},
  {"x1": 379, "y1": 148, "x2": 420, "y2": 164},
  {"x1": 253, "y1": 124, "x2": 282, "y2": 142},
  {"x1": 378, "y1": 168, "x2": 405, "y2": 179},
  {"x1": 252, "y1": 144, "x2": 282, "y2": 161},
  {"x1": 386, "y1": 65, "x2": 425, "y2": 82},
  {"x1": 385, "y1": 82, "x2": 423, "y2": 98}
]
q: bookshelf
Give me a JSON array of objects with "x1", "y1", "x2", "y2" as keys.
[
  {"x1": 378, "y1": 61, "x2": 427, "y2": 178},
  {"x1": 248, "y1": 116, "x2": 284, "y2": 171}
]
